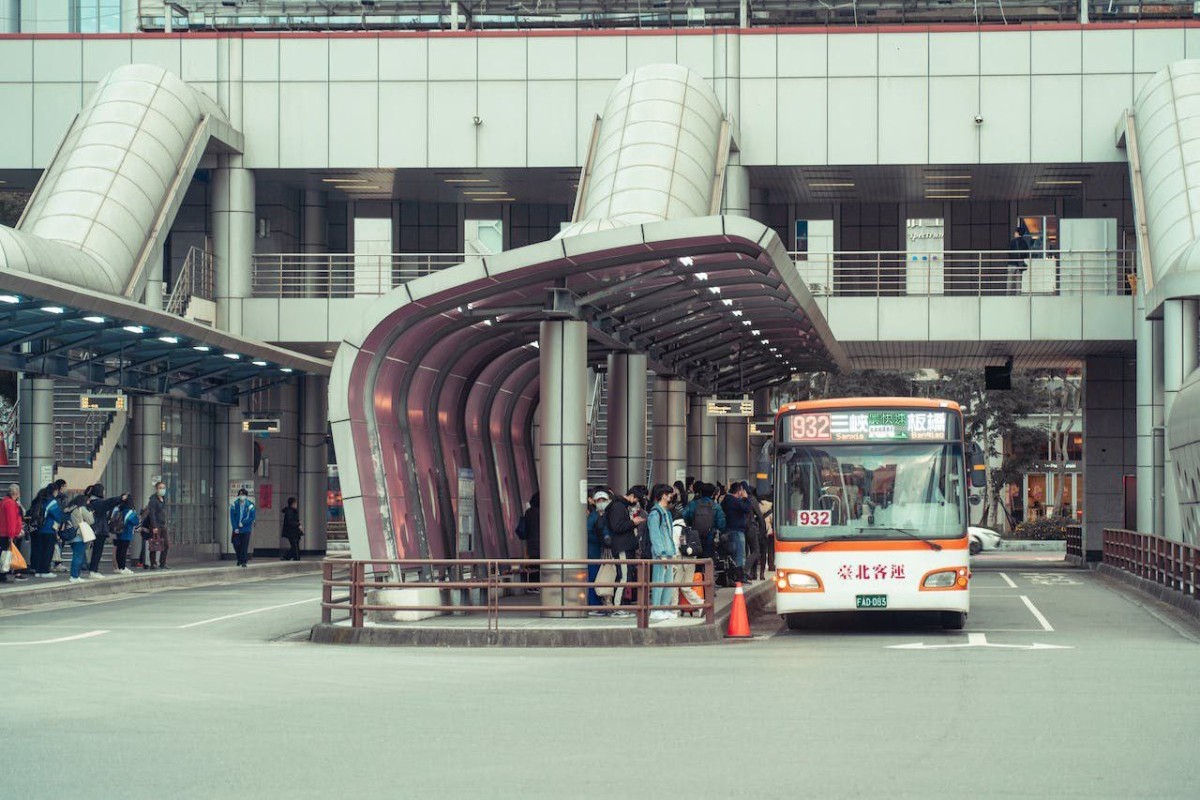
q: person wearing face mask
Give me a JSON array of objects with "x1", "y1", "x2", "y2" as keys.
[
  {"x1": 145, "y1": 481, "x2": 170, "y2": 569},
  {"x1": 585, "y1": 489, "x2": 612, "y2": 613}
]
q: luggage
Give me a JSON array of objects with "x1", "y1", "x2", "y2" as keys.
[{"x1": 713, "y1": 552, "x2": 741, "y2": 588}]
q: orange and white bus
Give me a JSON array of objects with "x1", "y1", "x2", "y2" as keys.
[{"x1": 773, "y1": 397, "x2": 985, "y2": 630}]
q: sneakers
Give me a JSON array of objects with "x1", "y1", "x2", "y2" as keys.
[
  {"x1": 586, "y1": 610, "x2": 611, "y2": 617},
  {"x1": 611, "y1": 609, "x2": 633, "y2": 618},
  {"x1": 90, "y1": 571, "x2": 106, "y2": 579},
  {"x1": 68, "y1": 577, "x2": 86, "y2": 583},
  {"x1": 649, "y1": 610, "x2": 672, "y2": 622},
  {"x1": 36, "y1": 572, "x2": 56, "y2": 579},
  {"x1": 119, "y1": 568, "x2": 134, "y2": 575}
]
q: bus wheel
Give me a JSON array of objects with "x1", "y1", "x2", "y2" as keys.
[
  {"x1": 941, "y1": 611, "x2": 966, "y2": 630},
  {"x1": 784, "y1": 614, "x2": 806, "y2": 631}
]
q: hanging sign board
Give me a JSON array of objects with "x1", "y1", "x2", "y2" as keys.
[
  {"x1": 80, "y1": 393, "x2": 126, "y2": 411},
  {"x1": 706, "y1": 398, "x2": 754, "y2": 417}
]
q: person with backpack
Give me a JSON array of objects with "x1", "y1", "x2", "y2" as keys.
[
  {"x1": 0, "y1": 483, "x2": 23, "y2": 583},
  {"x1": 64, "y1": 492, "x2": 96, "y2": 583},
  {"x1": 721, "y1": 481, "x2": 754, "y2": 581},
  {"x1": 672, "y1": 518, "x2": 707, "y2": 608},
  {"x1": 585, "y1": 489, "x2": 612, "y2": 611},
  {"x1": 29, "y1": 482, "x2": 68, "y2": 578},
  {"x1": 84, "y1": 484, "x2": 127, "y2": 579},
  {"x1": 112, "y1": 497, "x2": 139, "y2": 574},
  {"x1": 230, "y1": 487, "x2": 257, "y2": 568},
  {"x1": 604, "y1": 487, "x2": 645, "y2": 618},
  {"x1": 647, "y1": 484, "x2": 677, "y2": 622},
  {"x1": 682, "y1": 482, "x2": 726, "y2": 560}
]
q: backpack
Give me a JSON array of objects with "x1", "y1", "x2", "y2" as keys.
[
  {"x1": 108, "y1": 506, "x2": 127, "y2": 535},
  {"x1": 692, "y1": 501, "x2": 716, "y2": 536},
  {"x1": 24, "y1": 498, "x2": 46, "y2": 534},
  {"x1": 636, "y1": 521, "x2": 653, "y2": 560},
  {"x1": 679, "y1": 525, "x2": 704, "y2": 558}
]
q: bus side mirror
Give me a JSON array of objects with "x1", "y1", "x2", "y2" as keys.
[{"x1": 969, "y1": 450, "x2": 987, "y2": 489}]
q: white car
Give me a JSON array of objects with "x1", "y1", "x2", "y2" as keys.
[{"x1": 968, "y1": 526, "x2": 1003, "y2": 555}]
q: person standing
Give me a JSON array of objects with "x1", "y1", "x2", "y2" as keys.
[
  {"x1": 604, "y1": 487, "x2": 645, "y2": 617},
  {"x1": 112, "y1": 498, "x2": 139, "y2": 574},
  {"x1": 682, "y1": 483, "x2": 726, "y2": 560},
  {"x1": 145, "y1": 481, "x2": 170, "y2": 569},
  {"x1": 585, "y1": 490, "x2": 611, "y2": 611},
  {"x1": 65, "y1": 495, "x2": 95, "y2": 584},
  {"x1": 84, "y1": 485, "x2": 126, "y2": 579},
  {"x1": 32, "y1": 483, "x2": 67, "y2": 578},
  {"x1": 720, "y1": 481, "x2": 753, "y2": 582},
  {"x1": 230, "y1": 488, "x2": 257, "y2": 568},
  {"x1": 0, "y1": 484, "x2": 22, "y2": 583},
  {"x1": 647, "y1": 484, "x2": 677, "y2": 622},
  {"x1": 280, "y1": 496, "x2": 303, "y2": 561},
  {"x1": 1006, "y1": 228, "x2": 1029, "y2": 295}
]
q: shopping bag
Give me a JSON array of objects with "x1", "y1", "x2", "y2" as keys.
[
  {"x1": 0, "y1": 547, "x2": 10, "y2": 573},
  {"x1": 148, "y1": 534, "x2": 165, "y2": 553},
  {"x1": 10, "y1": 542, "x2": 27, "y2": 572},
  {"x1": 595, "y1": 562, "x2": 617, "y2": 590},
  {"x1": 79, "y1": 521, "x2": 96, "y2": 543}
]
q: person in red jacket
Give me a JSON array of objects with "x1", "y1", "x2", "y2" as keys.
[{"x1": 0, "y1": 483, "x2": 24, "y2": 583}]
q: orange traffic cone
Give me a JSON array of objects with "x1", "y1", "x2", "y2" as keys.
[{"x1": 725, "y1": 582, "x2": 752, "y2": 639}]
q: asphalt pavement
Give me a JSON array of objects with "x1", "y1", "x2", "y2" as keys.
[{"x1": 2, "y1": 556, "x2": 1195, "y2": 799}]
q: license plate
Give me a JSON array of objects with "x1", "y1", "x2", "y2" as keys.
[{"x1": 855, "y1": 594, "x2": 888, "y2": 609}]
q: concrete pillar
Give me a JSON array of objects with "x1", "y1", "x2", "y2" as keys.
[
  {"x1": 1136, "y1": 288, "x2": 1163, "y2": 535},
  {"x1": 144, "y1": 249, "x2": 164, "y2": 311},
  {"x1": 606, "y1": 353, "x2": 648, "y2": 492},
  {"x1": 301, "y1": 190, "x2": 328, "y2": 299},
  {"x1": 1, "y1": 0, "x2": 19, "y2": 33},
  {"x1": 651, "y1": 377, "x2": 687, "y2": 486},
  {"x1": 212, "y1": 161, "x2": 256, "y2": 335},
  {"x1": 1162, "y1": 299, "x2": 1197, "y2": 540},
  {"x1": 18, "y1": 377, "x2": 54, "y2": 499},
  {"x1": 723, "y1": 164, "x2": 751, "y2": 217},
  {"x1": 538, "y1": 320, "x2": 588, "y2": 613},
  {"x1": 214, "y1": 403, "x2": 252, "y2": 558},
  {"x1": 1083, "y1": 357, "x2": 1137, "y2": 558},
  {"x1": 301, "y1": 375, "x2": 328, "y2": 553},
  {"x1": 130, "y1": 396, "x2": 162, "y2": 507},
  {"x1": 723, "y1": 417, "x2": 750, "y2": 485},
  {"x1": 687, "y1": 394, "x2": 717, "y2": 483},
  {"x1": 713, "y1": 418, "x2": 728, "y2": 484},
  {"x1": 121, "y1": 0, "x2": 138, "y2": 32}
]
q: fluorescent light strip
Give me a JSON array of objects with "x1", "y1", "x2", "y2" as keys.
[
  {"x1": 809, "y1": 182, "x2": 854, "y2": 188},
  {"x1": 462, "y1": 190, "x2": 510, "y2": 195},
  {"x1": 925, "y1": 175, "x2": 972, "y2": 180},
  {"x1": 444, "y1": 178, "x2": 491, "y2": 184},
  {"x1": 1034, "y1": 180, "x2": 1084, "y2": 185},
  {"x1": 321, "y1": 178, "x2": 368, "y2": 183}
]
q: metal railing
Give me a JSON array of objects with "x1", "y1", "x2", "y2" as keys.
[
  {"x1": 1065, "y1": 525, "x2": 1083, "y2": 560},
  {"x1": 321, "y1": 557, "x2": 715, "y2": 630},
  {"x1": 251, "y1": 253, "x2": 466, "y2": 298},
  {"x1": 788, "y1": 249, "x2": 1136, "y2": 298},
  {"x1": 1102, "y1": 528, "x2": 1200, "y2": 600},
  {"x1": 164, "y1": 246, "x2": 215, "y2": 316}
]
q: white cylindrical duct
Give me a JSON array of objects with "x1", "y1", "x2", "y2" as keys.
[{"x1": 560, "y1": 64, "x2": 724, "y2": 236}]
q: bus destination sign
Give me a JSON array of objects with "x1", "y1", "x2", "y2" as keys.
[{"x1": 786, "y1": 410, "x2": 950, "y2": 443}]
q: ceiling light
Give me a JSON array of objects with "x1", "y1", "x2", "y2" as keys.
[
  {"x1": 732, "y1": 310, "x2": 743, "y2": 317},
  {"x1": 694, "y1": 272, "x2": 708, "y2": 281},
  {"x1": 252, "y1": 360, "x2": 268, "y2": 366},
  {"x1": 679, "y1": 256, "x2": 694, "y2": 267},
  {"x1": 529, "y1": 341, "x2": 540, "y2": 349},
  {"x1": 193, "y1": 345, "x2": 211, "y2": 352},
  {"x1": 721, "y1": 299, "x2": 733, "y2": 307},
  {"x1": 443, "y1": 178, "x2": 491, "y2": 184},
  {"x1": 280, "y1": 368, "x2": 294, "y2": 373},
  {"x1": 321, "y1": 178, "x2": 368, "y2": 183},
  {"x1": 342, "y1": 185, "x2": 382, "y2": 190},
  {"x1": 482, "y1": 319, "x2": 494, "y2": 327},
  {"x1": 708, "y1": 287, "x2": 721, "y2": 295},
  {"x1": 462, "y1": 190, "x2": 509, "y2": 195},
  {"x1": 1034, "y1": 180, "x2": 1084, "y2": 185},
  {"x1": 809, "y1": 182, "x2": 854, "y2": 188},
  {"x1": 762, "y1": 338, "x2": 770, "y2": 345},
  {"x1": 751, "y1": 329, "x2": 760, "y2": 336},
  {"x1": 42, "y1": 306, "x2": 65, "y2": 314},
  {"x1": 925, "y1": 195, "x2": 970, "y2": 200},
  {"x1": 470, "y1": 197, "x2": 515, "y2": 202},
  {"x1": 925, "y1": 175, "x2": 972, "y2": 180},
  {"x1": 84, "y1": 316, "x2": 106, "y2": 324},
  {"x1": 0, "y1": 294, "x2": 21, "y2": 304},
  {"x1": 769, "y1": 347, "x2": 778, "y2": 352},
  {"x1": 158, "y1": 335, "x2": 179, "y2": 344},
  {"x1": 123, "y1": 325, "x2": 144, "y2": 333},
  {"x1": 223, "y1": 353, "x2": 241, "y2": 360},
  {"x1": 742, "y1": 320, "x2": 752, "y2": 327}
]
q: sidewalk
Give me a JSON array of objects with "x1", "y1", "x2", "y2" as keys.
[
  {"x1": 311, "y1": 579, "x2": 775, "y2": 647},
  {"x1": 0, "y1": 558, "x2": 321, "y2": 610}
]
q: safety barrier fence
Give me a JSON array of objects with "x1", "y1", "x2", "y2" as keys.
[
  {"x1": 786, "y1": 249, "x2": 1135, "y2": 298},
  {"x1": 1065, "y1": 525, "x2": 1083, "y2": 560},
  {"x1": 321, "y1": 557, "x2": 715, "y2": 631},
  {"x1": 1102, "y1": 528, "x2": 1200, "y2": 599},
  {"x1": 251, "y1": 253, "x2": 467, "y2": 298}
]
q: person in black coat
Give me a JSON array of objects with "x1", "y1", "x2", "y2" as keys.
[
  {"x1": 1007, "y1": 228, "x2": 1029, "y2": 295},
  {"x1": 280, "y1": 497, "x2": 304, "y2": 561},
  {"x1": 604, "y1": 488, "x2": 646, "y2": 616},
  {"x1": 84, "y1": 484, "x2": 128, "y2": 577}
]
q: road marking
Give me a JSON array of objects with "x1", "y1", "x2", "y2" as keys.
[
  {"x1": 176, "y1": 597, "x2": 319, "y2": 629},
  {"x1": 1019, "y1": 572, "x2": 1081, "y2": 586},
  {"x1": 887, "y1": 632, "x2": 1070, "y2": 651},
  {"x1": 1020, "y1": 595, "x2": 1054, "y2": 632},
  {"x1": 0, "y1": 630, "x2": 109, "y2": 646},
  {"x1": 998, "y1": 572, "x2": 1018, "y2": 589}
]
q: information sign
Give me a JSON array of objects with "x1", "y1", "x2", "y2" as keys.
[
  {"x1": 80, "y1": 394, "x2": 126, "y2": 411},
  {"x1": 784, "y1": 409, "x2": 951, "y2": 443},
  {"x1": 706, "y1": 398, "x2": 754, "y2": 417}
]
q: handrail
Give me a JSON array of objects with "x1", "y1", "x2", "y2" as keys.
[
  {"x1": 251, "y1": 252, "x2": 467, "y2": 298},
  {"x1": 321, "y1": 557, "x2": 716, "y2": 630},
  {"x1": 788, "y1": 248, "x2": 1135, "y2": 298},
  {"x1": 1065, "y1": 525, "x2": 1083, "y2": 560},
  {"x1": 586, "y1": 371, "x2": 603, "y2": 470},
  {"x1": 165, "y1": 246, "x2": 215, "y2": 316},
  {"x1": 1102, "y1": 528, "x2": 1200, "y2": 600}
]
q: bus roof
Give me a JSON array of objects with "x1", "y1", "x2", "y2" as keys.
[{"x1": 776, "y1": 397, "x2": 962, "y2": 417}]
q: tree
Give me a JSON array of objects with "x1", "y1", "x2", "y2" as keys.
[{"x1": 1040, "y1": 369, "x2": 1083, "y2": 518}]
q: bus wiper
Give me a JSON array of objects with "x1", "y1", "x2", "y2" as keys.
[
  {"x1": 866, "y1": 527, "x2": 943, "y2": 551},
  {"x1": 800, "y1": 534, "x2": 875, "y2": 554}
]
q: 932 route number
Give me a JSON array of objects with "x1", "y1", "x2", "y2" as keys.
[{"x1": 795, "y1": 510, "x2": 832, "y2": 527}]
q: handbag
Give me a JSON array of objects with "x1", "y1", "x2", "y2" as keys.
[
  {"x1": 79, "y1": 521, "x2": 96, "y2": 543},
  {"x1": 595, "y1": 561, "x2": 617, "y2": 590},
  {"x1": 148, "y1": 534, "x2": 165, "y2": 553}
]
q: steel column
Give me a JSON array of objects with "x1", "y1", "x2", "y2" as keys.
[
  {"x1": 130, "y1": 395, "x2": 162, "y2": 507},
  {"x1": 212, "y1": 161, "x2": 255, "y2": 335},
  {"x1": 1137, "y1": 285, "x2": 1162, "y2": 535},
  {"x1": 651, "y1": 377, "x2": 687, "y2": 486},
  {"x1": 18, "y1": 377, "x2": 54, "y2": 499},
  {"x1": 606, "y1": 353, "x2": 648, "y2": 492},
  {"x1": 687, "y1": 394, "x2": 717, "y2": 484}
]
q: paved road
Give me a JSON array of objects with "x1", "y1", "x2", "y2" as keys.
[{"x1": 2, "y1": 561, "x2": 1194, "y2": 799}]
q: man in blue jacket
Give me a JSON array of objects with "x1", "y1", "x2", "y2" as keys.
[
  {"x1": 33, "y1": 483, "x2": 68, "y2": 578},
  {"x1": 230, "y1": 488, "x2": 257, "y2": 568}
]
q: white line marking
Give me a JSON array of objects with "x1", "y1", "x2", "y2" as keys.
[
  {"x1": 1020, "y1": 595, "x2": 1054, "y2": 632},
  {"x1": 176, "y1": 597, "x2": 319, "y2": 629},
  {"x1": 999, "y1": 572, "x2": 1018, "y2": 589},
  {"x1": 967, "y1": 632, "x2": 987, "y2": 645},
  {"x1": 0, "y1": 630, "x2": 109, "y2": 646},
  {"x1": 888, "y1": 632, "x2": 1071, "y2": 651}
]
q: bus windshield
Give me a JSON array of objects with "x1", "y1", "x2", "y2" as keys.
[{"x1": 776, "y1": 442, "x2": 966, "y2": 541}]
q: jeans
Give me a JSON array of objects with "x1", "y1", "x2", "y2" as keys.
[
  {"x1": 32, "y1": 533, "x2": 56, "y2": 574},
  {"x1": 114, "y1": 540, "x2": 131, "y2": 570},
  {"x1": 70, "y1": 538, "x2": 87, "y2": 578},
  {"x1": 232, "y1": 531, "x2": 252, "y2": 565},
  {"x1": 88, "y1": 534, "x2": 108, "y2": 573},
  {"x1": 726, "y1": 529, "x2": 747, "y2": 569},
  {"x1": 651, "y1": 562, "x2": 674, "y2": 612}
]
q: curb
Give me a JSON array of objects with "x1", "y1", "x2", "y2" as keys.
[
  {"x1": 309, "y1": 580, "x2": 776, "y2": 648},
  {"x1": 1095, "y1": 563, "x2": 1200, "y2": 623},
  {"x1": 997, "y1": 541, "x2": 1067, "y2": 552},
  {"x1": 0, "y1": 561, "x2": 320, "y2": 609}
]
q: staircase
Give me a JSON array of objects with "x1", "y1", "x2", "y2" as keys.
[
  {"x1": 585, "y1": 371, "x2": 656, "y2": 490},
  {"x1": 52, "y1": 382, "x2": 128, "y2": 491}
]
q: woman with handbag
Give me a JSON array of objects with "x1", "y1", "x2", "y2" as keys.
[
  {"x1": 65, "y1": 492, "x2": 96, "y2": 584},
  {"x1": 586, "y1": 490, "x2": 613, "y2": 615},
  {"x1": 0, "y1": 483, "x2": 23, "y2": 583}
]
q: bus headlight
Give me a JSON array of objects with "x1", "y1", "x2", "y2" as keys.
[
  {"x1": 776, "y1": 571, "x2": 823, "y2": 591},
  {"x1": 921, "y1": 568, "x2": 969, "y2": 590}
]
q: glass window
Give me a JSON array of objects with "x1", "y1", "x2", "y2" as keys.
[
  {"x1": 776, "y1": 442, "x2": 966, "y2": 541},
  {"x1": 73, "y1": 0, "x2": 121, "y2": 33},
  {"x1": 160, "y1": 399, "x2": 216, "y2": 546}
]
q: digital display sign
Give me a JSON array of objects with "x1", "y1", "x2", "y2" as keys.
[
  {"x1": 784, "y1": 409, "x2": 952, "y2": 443},
  {"x1": 80, "y1": 394, "x2": 126, "y2": 411}
]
